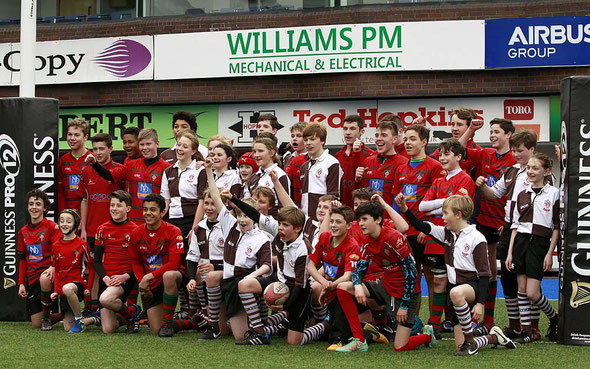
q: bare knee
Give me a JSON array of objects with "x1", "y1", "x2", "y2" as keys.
[{"x1": 449, "y1": 287, "x2": 463, "y2": 303}]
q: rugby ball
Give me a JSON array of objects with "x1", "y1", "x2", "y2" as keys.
[{"x1": 263, "y1": 282, "x2": 290, "y2": 306}]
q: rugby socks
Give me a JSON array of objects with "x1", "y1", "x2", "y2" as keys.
[
  {"x1": 311, "y1": 303, "x2": 328, "y2": 321},
  {"x1": 394, "y1": 334, "x2": 432, "y2": 352},
  {"x1": 266, "y1": 311, "x2": 288, "y2": 326},
  {"x1": 207, "y1": 286, "x2": 222, "y2": 324},
  {"x1": 501, "y1": 263, "x2": 520, "y2": 330},
  {"x1": 179, "y1": 290, "x2": 188, "y2": 313},
  {"x1": 162, "y1": 292, "x2": 178, "y2": 326},
  {"x1": 239, "y1": 292, "x2": 263, "y2": 331},
  {"x1": 518, "y1": 292, "x2": 531, "y2": 328},
  {"x1": 455, "y1": 302, "x2": 473, "y2": 339},
  {"x1": 83, "y1": 295, "x2": 91, "y2": 310},
  {"x1": 483, "y1": 280, "x2": 497, "y2": 329},
  {"x1": 473, "y1": 335, "x2": 491, "y2": 349},
  {"x1": 116, "y1": 302, "x2": 137, "y2": 319},
  {"x1": 90, "y1": 299, "x2": 100, "y2": 311},
  {"x1": 258, "y1": 297, "x2": 269, "y2": 325},
  {"x1": 127, "y1": 283, "x2": 139, "y2": 305},
  {"x1": 430, "y1": 292, "x2": 446, "y2": 330},
  {"x1": 301, "y1": 322, "x2": 326, "y2": 345},
  {"x1": 115, "y1": 313, "x2": 127, "y2": 326},
  {"x1": 41, "y1": 290, "x2": 52, "y2": 320},
  {"x1": 196, "y1": 286, "x2": 207, "y2": 312},
  {"x1": 172, "y1": 319, "x2": 198, "y2": 332},
  {"x1": 529, "y1": 300, "x2": 541, "y2": 329},
  {"x1": 337, "y1": 289, "x2": 364, "y2": 342},
  {"x1": 188, "y1": 291, "x2": 199, "y2": 317},
  {"x1": 534, "y1": 295, "x2": 557, "y2": 320},
  {"x1": 264, "y1": 324, "x2": 281, "y2": 337}
]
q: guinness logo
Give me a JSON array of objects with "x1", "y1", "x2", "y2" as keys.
[
  {"x1": 3, "y1": 278, "x2": 16, "y2": 289},
  {"x1": 570, "y1": 281, "x2": 590, "y2": 308}
]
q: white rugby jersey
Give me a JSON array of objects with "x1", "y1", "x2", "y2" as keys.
[
  {"x1": 243, "y1": 163, "x2": 291, "y2": 207},
  {"x1": 259, "y1": 213, "x2": 319, "y2": 250},
  {"x1": 216, "y1": 207, "x2": 273, "y2": 279},
  {"x1": 187, "y1": 217, "x2": 225, "y2": 270},
  {"x1": 160, "y1": 160, "x2": 207, "y2": 219},
  {"x1": 273, "y1": 232, "x2": 312, "y2": 289},
  {"x1": 427, "y1": 223, "x2": 491, "y2": 285},
  {"x1": 213, "y1": 168, "x2": 242, "y2": 196},
  {"x1": 300, "y1": 150, "x2": 343, "y2": 221},
  {"x1": 513, "y1": 183, "x2": 559, "y2": 238}
]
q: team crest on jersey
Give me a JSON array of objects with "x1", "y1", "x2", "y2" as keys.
[
  {"x1": 416, "y1": 174, "x2": 423, "y2": 182},
  {"x1": 151, "y1": 174, "x2": 157, "y2": 182},
  {"x1": 39, "y1": 231, "x2": 46, "y2": 241},
  {"x1": 289, "y1": 259, "x2": 295, "y2": 268},
  {"x1": 384, "y1": 170, "x2": 390, "y2": 177},
  {"x1": 461, "y1": 244, "x2": 470, "y2": 255},
  {"x1": 544, "y1": 200, "x2": 552, "y2": 212},
  {"x1": 315, "y1": 168, "x2": 323, "y2": 179},
  {"x1": 245, "y1": 247, "x2": 253, "y2": 256},
  {"x1": 125, "y1": 234, "x2": 130, "y2": 241},
  {"x1": 188, "y1": 174, "x2": 195, "y2": 182},
  {"x1": 218, "y1": 238, "x2": 224, "y2": 247}
]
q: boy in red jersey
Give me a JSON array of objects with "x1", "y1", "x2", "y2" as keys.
[
  {"x1": 17, "y1": 189, "x2": 61, "y2": 329},
  {"x1": 113, "y1": 127, "x2": 141, "y2": 165},
  {"x1": 57, "y1": 118, "x2": 91, "y2": 215},
  {"x1": 334, "y1": 115, "x2": 375, "y2": 208},
  {"x1": 398, "y1": 194, "x2": 517, "y2": 356},
  {"x1": 460, "y1": 118, "x2": 516, "y2": 335},
  {"x1": 382, "y1": 114, "x2": 409, "y2": 159},
  {"x1": 426, "y1": 108, "x2": 482, "y2": 165},
  {"x1": 355, "y1": 120, "x2": 407, "y2": 208},
  {"x1": 418, "y1": 139, "x2": 475, "y2": 336},
  {"x1": 308, "y1": 206, "x2": 359, "y2": 348},
  {"x1": 335, "y1": 201, "x2": 434, "y2": 352},
  {"x1": 80, "y1": 133, "x2": 123, "y2": 314},
  {"x1": 94, "y1": 191, "x2": 142, "y2": 334},
  {"x1": 128, "y1": 193, "x2": 185, "y2": 337},
  {"x1": 300, "y1": 122, "x2": 343, "y2": 221},
  {"x1": 284, "y1": 122, "x2": 308, "y2": 206},
  {"x1": 85, "y1": 128, "x2": 171, "y2": 224},
  {"x1": 51, "y1": 209, "x2": 91, "y2": 333}
]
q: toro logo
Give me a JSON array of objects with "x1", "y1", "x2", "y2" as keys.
[
  {"x1": 504, "y1": 99, "x2": 534, "y2": 120},
  {"x1": 93, "y1": 39, "x2": 151, "y2": 78}
]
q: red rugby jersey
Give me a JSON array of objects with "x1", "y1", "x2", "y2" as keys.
[
  {"x1": 53, "y1": 236, "x2": 89, "y2": 294},
  {"x1": 17, "y1": 219, "x2": 61, "y2": 285},
  {"x1": 57, "y1": 151, "x2": 91, "y2": 214},
  {"x1": 128, "y1": 221, "x2": 184, "y2": 289},
  {"x1": 430, "y1": 138, "x2": 482, "y2": 172},
  {"x1": 334, "y1": 144, "x2": 376, "y2": 208},
  {"x1": 422, "y1": 169, "x2": 476, "y2": 254},
  {"x1": 395, "y1": 143, "x2": 409, "y2": 159},
  {"x1": 80, "y1": 160, "x2": 123, "y2": 236},
  {"x1": 393, "y1": 157, "x2": 444, "y2": 236},
  {"x1": 310, "y1": 232, "x2": 359, "y2": 302},
  {"x1": 109, "y1": 157, "x2": 171, "y2": 224},
  {"x1": 464, "y1": 148, "x2": 516, "y2": 228},
  {"x1": 361, "y1": 153, "x2": 407, "y2": 208},
  {"x1": 95, "y1": 219, "x2": 137, "y2": 276},
  {"x1": 359, "y1": 226, "x2": 420, "y2": 298},
  {"x1": 284, "y1": 153, "x2": 308, "y2": 207},
  {"x1": 349, "y1": 220, "x2": 396, "y2": 281}
]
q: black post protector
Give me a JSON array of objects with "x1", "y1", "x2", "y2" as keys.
[
  {"x1": 0, "y1": 98, "x2": 58, "y2": 321},
  {"x1": 558, "y1": 77, "x2": 590, "y2": 345}
]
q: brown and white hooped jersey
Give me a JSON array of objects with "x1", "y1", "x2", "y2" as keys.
[
  {"x1": 258, "y1": 213, "x2": 319, "y2": 251},
  {"x1": 491, "y1": 164, "x2": 528, "y2": 223},
  {"x1": 513, "y1": 184, "x2": 559, "y2": 238},
  {"x1": 426, "y1": 223, "x2": 491, "y2": 285},
  {"x1": 299, "y1": 150, "x2": 343, "y2": 221},
  {"x1": 161, "y1": 160, "x2": 207, "y2": 219},
  {"x1": 217, "y1": 208, "x2": 273, "y2": 279},
  {"x1": 243, "y1": 163, "x2": 290, "y2": 206},
  {"x1": 187, "y1": 217, "x2": 225, "y2": 270},
  {"x1": 272, "y1": 232, "x2": 312, "y2": 289},
  {"x1": 214, "y1": 169, "x2": 243, "y2": 197}
]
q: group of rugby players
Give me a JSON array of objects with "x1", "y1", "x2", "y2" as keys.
[{"x1": 17, "y1": 108, "x2": 559, "y2": 356}]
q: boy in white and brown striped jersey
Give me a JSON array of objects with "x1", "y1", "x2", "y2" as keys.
[
  {"x1": 506, "y1": 153, "x2": 559, "y2": 344},
  {"x1": 199, "y1": 158, "x2": 273, "y2": 342},
  {"x1": 397, "y1": 194, "x2": 517, "y2": 356},
  {"x1": 300, "y1": 122, "x2": 343, "y2": 221}
]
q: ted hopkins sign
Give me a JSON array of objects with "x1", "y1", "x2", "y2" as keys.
[
  {"x1": 0, "y1": 36, "x2": 153, "y2": 85},
  {"x1": 154, "y1": 20, "x2": 484, "y2": 79}
]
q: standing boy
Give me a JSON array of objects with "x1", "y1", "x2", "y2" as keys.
[{"x1": 58, "y1": 118, "x2": 91, "y2": 215}]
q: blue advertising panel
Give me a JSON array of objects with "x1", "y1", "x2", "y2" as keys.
[{"x1": 486, "y1": 16, "x2": 590, "y2": 68}]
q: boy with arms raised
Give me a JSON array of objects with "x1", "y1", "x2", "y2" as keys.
[
  {"x1": 397, "y1": 194, "x2": 516, "y2": 356},
  {"x1": 86, "y1": 128, "x2": 171, "y2": 224},
  {"x1": 300, "y1": 122, "x2": 343, "y2": 221},
  {"x1": 94, "y1": 190, "x2": 142, "y2": 334},
  {"x1": 17, "y1": 189, "x2": 61, "y2": 329},
  {"x1": 128, "y1": 194, "x2": 185, "y2": 337},
  {"x1": 459, "y1": 118, "x2": 516, "y2": 335},
  {"x1": 334, "y1": 115, "x2": 375, "y2": 208},
  {"x1": 335, "y1": 201, "x2": 433, "y2": 352},
  {"x1": 57, "y1": 118, "x2": 91, "y2": 214}
]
